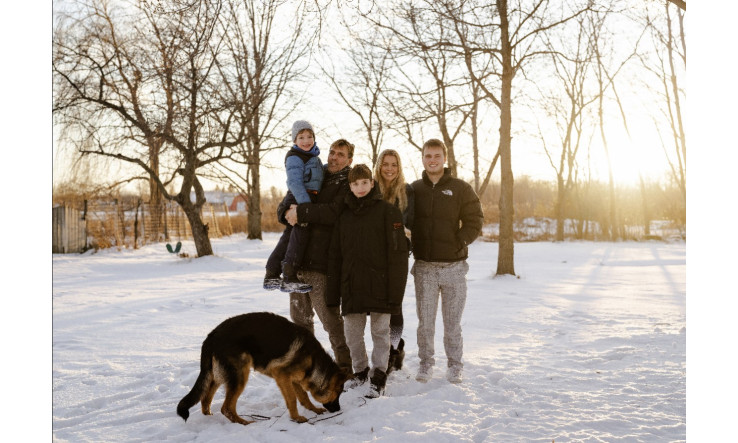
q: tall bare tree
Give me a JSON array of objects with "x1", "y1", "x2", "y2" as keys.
[
  {"x1": 354, "y1": 1, "x2": 477, "y2": 177},
  {"x1": 636, "y1": 0, "x2": 686, "y2": 203},
  {"x1": 53, "y1": 0, "x2": 251, "y2": 257},
  {"x1": 537, "y1": 15, "x2": 598, "y2": 241},
  {"x1": 207, "y1": 0, "x2": 319, "y2": 239},
  {"x1": 320, "y1": 31, "x2": 392, "y2": 166},
  {"x1": 443, "y1": 0, "x2": 590, "y2": 275}
]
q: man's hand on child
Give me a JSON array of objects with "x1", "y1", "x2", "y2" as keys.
[{"x1": 286, "y1": 205, "x2": 298, "y2": 226}]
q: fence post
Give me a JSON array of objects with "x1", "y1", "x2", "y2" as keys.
[
  {"x1": 223, "y1": 202, "x2": 232, "y2": 236},
  {"x1": 134, "y1": 198, "x2": 141, "y2": 249},
  {"x1": 209, "y1": 204, "x2": 220, "y2": 238},
  {"x1": 83, "y1": 200, "x2": 88, "y2": 251},
  {"x1": 113, "y1": 199, "x2": 123, "y2": 249},
  {"x1": 164, "y1": 202, "x2": 170, "y2": 242}
]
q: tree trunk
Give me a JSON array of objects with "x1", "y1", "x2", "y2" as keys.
[
  {"x1": 665, "y1": 2, "x2": 686, "y2": 202},
  {"x1": 555, "y1": 176, "x2": 566, "y2": 241},
  {"x1": 148, "y1": 139, "x2": 165, "y2": 242},
  {"x1": 247, "y1": 161, "x2": 263, "y2": 240},
  {"x1": 187, "y1": 210, "x2": 213, "y2": 256},
  {"x1": 639, "y1": 174, "x2": 651, "y2": 237},
  {"x1": 442, "y1": 132, "x2": 458, "y2": 178},
  {"x1": 176, "y1": 167, "x2": 214, "y2": 257},
  {"x1": 496, "y1": 0, "x2": 515, "y2": 276},
  {"x1": 180, "y1": 202, "x2": 213, "y2": 257},
  {"x1": 471, "y1": 85, "x2": 480, "y2": 193}
]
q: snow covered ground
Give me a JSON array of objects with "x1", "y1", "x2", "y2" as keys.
[{"x1": 51, "y1": 233, "x2": 686, "y2": 442}]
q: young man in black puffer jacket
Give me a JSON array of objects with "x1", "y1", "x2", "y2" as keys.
[
  {"x1": 326, "y1": 164, "x2": 409, "y2": 398},
  {"x1": 410, "y1": 138, "x2": 484, "y2": 385}
]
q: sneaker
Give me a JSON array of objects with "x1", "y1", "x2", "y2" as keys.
[
  {"x1": 280, "y1": 278, "x2": 312, "y2": 293},
  {"x1": 365, "y1": 369, "x2": 387, "y2": 398},
  {"x1": 263, "y1": 273, "x2": 281, "y2": 290},
  {"x1": 280, "y1": 263, "x2": 312, "y2": 293},
  {"x1": 345, "y1": 367, "x2": 369, "y2": 390},
  {"x1": 415, "y1": 364, "x2": 433, "y2": 383},
  {"x1": 446, "y1": 366, "x2": 463, "y2": 384}
]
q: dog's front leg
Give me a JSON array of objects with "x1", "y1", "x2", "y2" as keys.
[
  {"x1": 274, "y1": 374, "x2": 308, "y2": 423},
  {"x1": 293, "y1": 382, "x2": 326, "y2": 415}
]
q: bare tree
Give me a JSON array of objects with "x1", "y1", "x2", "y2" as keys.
[
  {"x1": 320, "y1": 31, "x2": 392, "y2": 165},
  {"x1": 638, "y1": 0, "x2": 686, "y2": 201},
  {"x1": 443, "y1": 0, "x2": 590, "y2": 275},
  {"x1": 537, "y1": 14, "x2": 598, "y2": 241},
  {"x1": 589, "y1": 4, "x2": 638, "y2": 241},
  {"x1": 53, "y1": 0, "x2": 251, "y2": 257},
  {"x1": 354, "y1": 1, "x2": 477, "y2": 177},
  {"x1": 206, "y1": 0, "x2": 319, "y2": 240}
]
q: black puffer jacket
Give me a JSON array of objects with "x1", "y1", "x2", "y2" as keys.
[
  {"x1": 277, "y1": 165, "x2": 351, "y2": 273},
  {"x1": 326, "y1": 186, "x2": 408, "y2": 315},
  {"x1": 410, "y1": 168, "x2": 484, "y2": 262}
]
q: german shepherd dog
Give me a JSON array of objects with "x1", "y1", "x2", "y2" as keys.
[{"x1": 177, "y1": 312, "x2": 352, "y2": 425}]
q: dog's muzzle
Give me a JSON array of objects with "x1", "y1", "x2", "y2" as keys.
[{"x1": 322, "y1": 398, "x2": 341, "y2": 413}]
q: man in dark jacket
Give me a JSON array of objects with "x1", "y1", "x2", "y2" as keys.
[
  {"x1": 281, "y1": 139, "x2": 355, "y2": 371},
  {"x1": 326, "y1": 164, "x2": 408, "y2": 398},
  {"x1": 410, "y1": 138, "x2": 484, "y2": 384}
]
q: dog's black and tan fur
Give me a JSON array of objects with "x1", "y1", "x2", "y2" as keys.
[{"x1": 177, "y1": 312, "x2": 351, "y2": 425}]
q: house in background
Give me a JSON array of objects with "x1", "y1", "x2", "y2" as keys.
[
  {"x1": 188, "y1": 190, "x2": 248, "y2": 213},
  {"x1": 228, "y1": 194, "x2": 249, "y2": 213}
]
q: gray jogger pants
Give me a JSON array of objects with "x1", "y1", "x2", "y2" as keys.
[
  {"x1": 343, "y1": 312, "x2": 391, "y2": 374},
  {"x1": 412, "y1": 259, "x2": 469, "y2": 369},
  {"x1": 290, "y1": 270, "x2": 352, "y2": 370}
]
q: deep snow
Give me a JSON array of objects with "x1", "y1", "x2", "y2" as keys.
[{"x1": 49, "y1": 233, "x2": 686, "y2": 442}]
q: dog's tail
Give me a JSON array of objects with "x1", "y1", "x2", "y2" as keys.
[{"x1": 177, "y1": 342, "x2": 214, "y2": 422}]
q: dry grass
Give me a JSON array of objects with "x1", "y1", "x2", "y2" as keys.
[{"x1": 53, "y1": 176, "x2": 686, "y2": 252}]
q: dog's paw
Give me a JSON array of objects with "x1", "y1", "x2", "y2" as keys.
[
  {"x1": 314, "y1": 407, "x2": 327, "y2": 415},
  {"x1": 292, "y1": 415, "x2": 309, "y2": 423}
]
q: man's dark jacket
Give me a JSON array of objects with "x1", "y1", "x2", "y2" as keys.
[
  {"x1": 410, "y1": 168, "x2": 484, "y2": 262},
  {"x1": 277, "y1": 165, "x2": 350, "y2": 274},
  {"x1": 326, "y1": 186, "x2": 408, "y2": 315}
]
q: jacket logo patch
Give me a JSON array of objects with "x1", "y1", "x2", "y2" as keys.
[
  {"x1": 393, "y1": 222, "x2": 403, "y2": 230},
  {"x1": 442, "y1": 189, "x2": 453, "y2": 196}
]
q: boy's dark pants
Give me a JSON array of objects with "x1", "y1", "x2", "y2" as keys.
[{"x1": 266, "y1": 191, "x2": 314, "y2": 276}]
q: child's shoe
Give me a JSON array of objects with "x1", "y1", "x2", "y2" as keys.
[
  {"x1": 365, "y1": 369, "x2": 387, "y2": 398},
  {"x1": 263, "y1": 272, "x2": 282, "y2": 291},
  {"x1": 279, "y1": 263, "x2": 312, "y2": 293}
]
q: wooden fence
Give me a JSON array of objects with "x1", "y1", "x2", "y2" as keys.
[
  {"x1": 52, "y1": 206, "x2": 87, "y2": 253},
  {"x1": 52, "y1": 200, "x2": 236, "y2": 253}
]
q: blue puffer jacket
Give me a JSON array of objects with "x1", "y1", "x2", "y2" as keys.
[{"x1": 285, "y1": 144, "x2": 324, "y2": 204}]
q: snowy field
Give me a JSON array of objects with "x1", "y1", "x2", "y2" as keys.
[{"x1": 51, "y1": 233, "x2": 686, "y2": 442}]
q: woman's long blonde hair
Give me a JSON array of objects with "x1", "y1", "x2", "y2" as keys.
[{"x1": 374, "y1": 149, "x2": 408, "y2": 212}]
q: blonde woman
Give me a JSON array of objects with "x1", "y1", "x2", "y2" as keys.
[{"x1": 373, "y1": 149, "x2": 414, "y2": 373}]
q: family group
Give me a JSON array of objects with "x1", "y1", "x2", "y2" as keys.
[{"x1": 264, "y1": 120, "x2": 484, "y2": 398}]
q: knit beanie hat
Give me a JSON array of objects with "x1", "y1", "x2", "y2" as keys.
[{"x1": 291, "y1": 120, "x2": 314, "y2": 142}]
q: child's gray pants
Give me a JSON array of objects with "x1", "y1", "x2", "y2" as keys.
[{"x1": 343, "y1": 312, "x2": 391, "y2": 374}]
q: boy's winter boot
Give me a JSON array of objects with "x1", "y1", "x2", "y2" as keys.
[
  {"x1": 280, "y1": 263, "x2": 312, "y2": 293},
  {"x1": 263, "y1": 271, "x2": 282, "y2": 291},
  {"x1": 345, "y1": 367, "x2": 370, "y2": 390},
  {"x1": 365, "y1": 368, "x2": 387, "y2": 399},
  {"x1": 387, "y1": 338, "x2": 405, "y2": 374}
]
